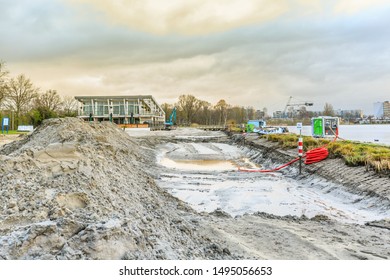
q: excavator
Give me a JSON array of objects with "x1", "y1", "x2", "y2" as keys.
[{"x1": 164, "y1": 107, "x2": 177, "y2": 130}]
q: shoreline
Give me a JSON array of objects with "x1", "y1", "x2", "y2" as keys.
[{"x1": 229, "y1": 132, "x2": 390, "y2": 203}]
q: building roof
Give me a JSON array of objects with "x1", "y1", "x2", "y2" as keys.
[
  {"x1": 75, "y1": 95, "x2": 156, "y2": 101},
  {"x1": 74, "y1": 95, "x2": 164, "y2": 111}
]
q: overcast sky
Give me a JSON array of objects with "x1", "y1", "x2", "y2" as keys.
[{"x1": 1, "y1": 0, "x2": 389, "y2": 114}]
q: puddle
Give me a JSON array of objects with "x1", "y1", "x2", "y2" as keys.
[
  {"x1": 159, "y1": 157, "x2": 259, "y2": 171},
  {"x1": 156, "y1": 142, "x2": 390, "y2": 224},
  {"x1": 159, "y1": 158, "x2": 237, "y2": 171}
]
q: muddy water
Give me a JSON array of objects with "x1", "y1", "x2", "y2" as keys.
[
  {"x1": 159, "y1": 158, "x2": 237, "y2": 171},
  {"x1": 156, "y1": 142, "x2": 390, "y2": 224}
]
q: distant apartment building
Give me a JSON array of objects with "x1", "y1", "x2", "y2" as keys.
[
  {"x1": 256, "y1": 109, "x2": 266, "y2": 119},
  {"x1": 273, "y1": 111, "x2": 283, "y2": 118},
  {"x1": 384, "y1": 101, "x2": 390, "y2": 118},
  {"x1": 373, "y1": 101, "x2": 390, "y2": 118},
  {"x1": 335, "y1": 109, "x2": 363, "y2": 119}
]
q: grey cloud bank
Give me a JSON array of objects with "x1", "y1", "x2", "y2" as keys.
[{"x1": 1, "y1": 0, "x2": 389, "y2": 114}]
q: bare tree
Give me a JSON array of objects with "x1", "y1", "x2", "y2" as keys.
[
  {"x1": 35, "y1": 90, "x2": 62, "y2": 112},
  {"x1": 246, "y1": 106, "x2": 256, "y2": 120},
  {"x1": 28, "y1": 90, "x2": 63, "y2": 124},
  {"x1": 5, "y1": 74, "x2": 39, "y2": 126},
  {"x1": 60, "y1": 96, "x2": 78, "y2": 116},
  {"x1": 214, "y1": 99, "x2": 230, "y2": 126},
  {"x1": 298, "y1": 106, "x2": 308, "y2": 119},
  {"x1": 198, "y1": 101, "x2": 212, "y2": 125},
  {"x1": 228, "y1": 106, "x2": 246, "y2": 124},
  {"x1": 176, "y1": 94, "x2": 204, "y2": 125},
  {"x1": 323, "y1": 103, "x2": 335, "y2": 116},
  {"x1": 161, "y1": 102, "x2": 174, "y2": 122},
  {"x1": 0, "y1": 62, "x2": 9, "y2": 107}
]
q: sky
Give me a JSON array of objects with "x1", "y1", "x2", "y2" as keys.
[{"x1": 1, "y1": 0, "x2": 390, "y2": 115}]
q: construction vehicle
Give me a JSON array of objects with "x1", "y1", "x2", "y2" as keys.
[
  {"x1": 246, "y1": 119, "x2": 288, "y2": 134},
  {"x1": 246, "y1": 120, "x2": 266, "y2": 133},
  {"x1": 164, "y1": 107, "x2": 177, "y2": 130},
  {"x1": 283, "y1": 96, "x2": 313, "y2": 118}
]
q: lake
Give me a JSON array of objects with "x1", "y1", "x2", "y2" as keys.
[{"x1": 287, "y1": 124, "x2": 390, "y2": 145}]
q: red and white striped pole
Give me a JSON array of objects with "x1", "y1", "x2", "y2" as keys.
[
  {"x1": 298, "y1": 137, "x2": 303, "y2": 157},
  {"x1": 298, "y1": 136, "x2": 303, "y2": 174},
  {"x1": 297, "y1": 122, "x2": 303, "y2": 175}
]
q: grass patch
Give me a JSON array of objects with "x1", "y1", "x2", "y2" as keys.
[
  {"x1": 327, "y1": 142, "x2": 390, "y2": 172},
  {"x1": 264, "y1": 134, "x2": 330, "y2": 150},
  {"x1": 1, "y1": 130, "x2": 29, "y2": 135},
  {"x1": 263, "y1": 134, "x2": 390, "y2": 173}
]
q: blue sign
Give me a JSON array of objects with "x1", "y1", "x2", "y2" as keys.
[
  {"x1": 2, "y1": 118, "x2": 9, "y2": 126},
  {"x1": 2, "y1": 117, "x2": 9, "y2": 134}
]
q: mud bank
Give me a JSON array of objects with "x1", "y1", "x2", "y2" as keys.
[
  {"x1": 0, "y1": 134, "x2": 22, "y2": 147},
  {"x1": 156, "y1": 142, "x2": 389, "y2": 224},
  {"x1": 231, "y1": 133, "x2": 390, "y2": 204},
  {"x1": 130, "y1": 128, "x2": 390, "y2": 259}
]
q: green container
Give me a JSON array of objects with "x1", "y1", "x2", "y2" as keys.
[
  {"x1": 246, "y1": 124, "x2": 255, "y2": 133},
  {"x1": 313, "y1": 118, "x2": 323, "y2": 137},
  {"x1": 311, "y1": 116, "x2": 339, "y2": 137}
]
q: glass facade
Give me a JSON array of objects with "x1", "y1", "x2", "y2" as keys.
[
  {"x1": 95, "y1": 102, "x2": 105, "y2": 116},
  {"x1": 76, "y1": 96, "x2": 165, "y2": 125},
  {"x1": 128, "y1": 102, "x2": 139, "y2": 114},
  {"x1": 83, "y1": 105, "x2": 93, "y2": 115}
]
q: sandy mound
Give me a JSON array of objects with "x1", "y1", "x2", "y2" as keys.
[{"x1": 0, "y1": 118, "x2": 231, "y2": 260}]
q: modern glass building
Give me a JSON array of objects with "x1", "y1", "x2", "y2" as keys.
[
  {"x1": 384, "y1": 101, "x2": 390, "y2": 118},
  {"x1": 373, "y1": 101, "x2": 390, "y2": 119},
  {"x1": 75, "y1": 95, "x2": 165, "y2": 127}
]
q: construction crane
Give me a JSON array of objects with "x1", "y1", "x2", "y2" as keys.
[{"x1": 283, "y1": 96, "x2": 313, "y2": 118}]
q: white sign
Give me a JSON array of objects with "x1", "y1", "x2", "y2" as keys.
[
  {"x1": 2, "y1": 118, "x2": 9, "y2": 126},
  {"x1": 17, "y1": 125, "x2": 34, "y2": 132},
  {"x1": 296, "y1": 122, "x2": 302, "y2": 129}
]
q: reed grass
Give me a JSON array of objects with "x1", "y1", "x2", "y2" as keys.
[{"x1": 262, "y1": 134, "x2": 390, "y2": 173}]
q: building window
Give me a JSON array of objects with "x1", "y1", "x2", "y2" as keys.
[
  {"x1": 113, "y1": 105, "x2": 120, "y2": 115},
  {"x1": 83, "y1": 105, "x2": 92, "y2": 115},
  {"x1": 96, "y1": 102, "x2": 104, "y2": 115}
]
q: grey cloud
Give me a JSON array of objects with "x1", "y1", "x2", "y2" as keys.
[{"x1": 1, "y1": 0, "x2": 390, "y2": 115}]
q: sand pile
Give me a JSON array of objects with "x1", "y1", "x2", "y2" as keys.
[{"x1": 0, "y1": 118, "x2": 231, "y2": 260}]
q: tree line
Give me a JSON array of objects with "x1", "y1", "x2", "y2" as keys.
[
  {"x1": 161, "y1": 94, "x2": 265, "y2": 126},
  {"x1": 0, "y1": 62, "x2": 78, "y2": 129},
  {"x1": 163, "y1": 95, "x2": 342, "y2": 126}
]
